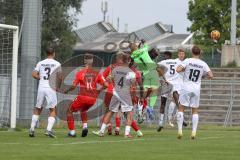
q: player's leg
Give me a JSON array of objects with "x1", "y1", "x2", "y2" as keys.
[
  {"x1": 190, "y1": 94, "x2": 200, "y2": 139},
  {"x1": 177, "y1": 91, "x2": 190, "y2": 139},
  {"x1": 131, "y1": 119, "x2": 143, "y2": 137},
  {"x1": 44, "y1": 107, "x2": 57, "y2": 138},
  {"x1": 93, "y1": 97, "x2": 118, "y2": 136},
  {"x1": 176, "y1": 104, "x2": 185, "y2": 139},
  {"x1": 44, "y1": 89, "x2": 58, "y2": 138},
  {"x1": 124, "y1": 111, "x2": 133, "y2": 138},
  {"x1": 157, "y1": 96, "x2": 167, "y2": 132},
  {"x1": 167, "y1": 100, "x2": 176, "y2": 127},
  {"x1": 29, "y1": 107, "x2": 43, "y2": 137},
  {"x1": 92, "y1": 111, "x2": 114, "y2": 137},
  {"x1": 115, "y1": 111, "x2": 121, "y2": 135},
  {"x1": 29, "y1": 89, "x2": 44, "y2": 137},
  {"x1": 191, "y1": 108, "x2": 198, "y2": 140},
  {"x1": 79, "y1": 99, "x2": 95, "y2": 137},
  {"x1": 104, "y1": 90, "x2": 113, "y2": 135},
  {"x1": 173, "y1": 91, "x2": 188, "y2": 127},
  {"x1": 67, "y1": 96, "x2": 82, "y2": 137},
  {"x1": 80, "y1": 111, "x2": 89, "y2": 137}
]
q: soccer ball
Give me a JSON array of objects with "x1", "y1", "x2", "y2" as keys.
[{"x1": 210, "y1": 30, "x2": 221, "y2": 41}]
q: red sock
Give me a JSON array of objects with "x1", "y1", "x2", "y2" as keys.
[
  {"x1": 67, "y1": 114, "x2": 75, "y2": 130},
  {"x1": 131, "y1": 120, "x2": 139, "y2": 132},
  {"x1": 115, "y1": 116, "x2": 121, "y2": 128}
]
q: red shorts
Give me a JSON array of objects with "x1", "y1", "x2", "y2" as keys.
[{"x1": 70, "y1": 95, "x2": 96, "y2": 112}]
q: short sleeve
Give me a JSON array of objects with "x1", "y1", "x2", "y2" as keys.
[
  {"x1": 180, "y1": 59, "x2": 188, "y2": 68},
  {"x1": 34, "y1": 62, "x2": 41, "y2": 72},
  {"x1": 204, "y1": 62, "x2": 211, "y2": 73},
  {"x1": 157, "y1": 60, "x2": 165, "y2": 67},
  {"x1": 73, "y1": 72, "x2": 81, "y2": 85},
  {"x1": 126, "y1": 71, "x2": 136, "y2": 80},
  {"x1": 102, "y1": 66, "x2": 111, "y2": 79}
]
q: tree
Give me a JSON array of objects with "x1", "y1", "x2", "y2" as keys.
[
  {"x1": 187, "y1": 0, "x2": 240, "y2": 48},
  {"x1": 0, "y1": 0, "x2": 84, "y2": 62}
]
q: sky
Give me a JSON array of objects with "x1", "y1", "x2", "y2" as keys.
[{"x1": 76, "y1": 0, "x2": 192, "y2": 33}]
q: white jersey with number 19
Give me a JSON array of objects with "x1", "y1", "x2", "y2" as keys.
[
  {"x1": 34, "y1": 58, "x2": 61, "y2": 88},
  {"x1": 181, "y1": 58, "x2": 210, "y2": 94}
]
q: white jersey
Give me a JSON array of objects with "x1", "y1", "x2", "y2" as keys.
[
  {"x1": 180, "y1": 58, "x2": 210, "y2": 94},
  {"x1": 34, "y1": 58, "x2": 61, "y2": 88},
  {"x1": 175, "y1": 58, "x2": 184, "y2": 81},
  {"x1": 158, "y1": 59, "x2": 182, "y2": 85}
]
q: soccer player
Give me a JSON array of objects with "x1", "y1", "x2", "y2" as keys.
[
  {"x1": 129, "y1": 42, "x2": 160, "y2": 120},
  {"x1": 157, "y1": 51, "x2": 188, "y2": 131},
  {"x1": 93, "y1": 52, "x2": 136, "y2": 138},
  {"x1": 176, "y1": 46, "x2": 213, "y2": 139},
  {"x1": 64, "y1": 53, "x2": 102, "y2": 137},
  {"x1": 29, "y1": 47, "x2": 62, "y2": 138},
  {"x1": 102, "y1": 61, "x2": 143, "y2": 137},
  {"x1": 167, "y1": 48, "x2": 186, "y2": 127}
]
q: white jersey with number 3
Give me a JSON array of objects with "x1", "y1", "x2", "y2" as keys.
[
  {"x1": 181, "y1": 58, "x2": 210, "y2": 94},
  {"x1": 34, "y1": 58, "x2": 61, "y2": 88}
]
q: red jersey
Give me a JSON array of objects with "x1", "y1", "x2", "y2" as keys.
[{"x1": 73, "y1": 67, "x2": 103, "y2": 98}]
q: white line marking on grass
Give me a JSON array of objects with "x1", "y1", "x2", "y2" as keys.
[
  {"x1": 200, "y1": 136, "x2": 224, "y2": 140},
  {"x1": 51, "y1": 139, "x2": 145, "y2": 146}
]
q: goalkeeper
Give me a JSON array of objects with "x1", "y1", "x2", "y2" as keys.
[{"x1": 129, "y1": 41, "x2": 161, "y2": 120}]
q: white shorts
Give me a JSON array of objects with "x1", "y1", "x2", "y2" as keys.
[
  {"x1": 109, "y1": 91, "x2": 133, "y2": 113},
  {"x1": 35, "y1": 88, "x2": 57, "y2": 109},
  {"x1": 179, "y1": 89, "x2": 200, "y2": 108},
  {"x1": 161, "y1": 83, "x2": 181, "y2": 98}
]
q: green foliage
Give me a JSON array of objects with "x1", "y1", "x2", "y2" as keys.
[
  {"x1": 0, "y1": 0, "x2": 84, "y2": 63},
  {"x1": 187, "y1": 0, "x2": 240, "y2": 48}
]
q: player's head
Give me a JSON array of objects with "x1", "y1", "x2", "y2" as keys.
[
  {"x1": 116, "y1": 51, "x2": 129, "y2": 64},
  {"x1": 178, "y1": 47, "x2": 186, "y2": 61},
  {"x1": 149, "y1": 48, "x2": 159, "y2": 60},
  {"x1": 129, "y1": 42, "x2": 138, "y2": 52},
  {"x1": 163, "y1": 51, "x2": 172, "y2": 59},
  {"x1": 191, "y1": 45, "x2": 201, "y2": 57},
  {"x1": 84, "y1": 53, "x2": 94, "y2": 66},
  {"x1": 46, "y1": 47, "x2": 55, "y2": 58}
]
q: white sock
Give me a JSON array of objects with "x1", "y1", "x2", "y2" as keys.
[
  {"x1": 192, "y1": 114, "x2": 199, "y2": 133},
  {"x1": 168, "y1": 101, "x2": 176, "y2": 121},
  {"x1": 159, "y1": 113, "x2": 164, "y2": 126},
  {"x1": 30, "y1": 115, "x2": 39, "y2": 130},
  {"x1": 125, "y1": 125, "x2": 131, "y2": 136},
  {"x1": 70, "y1": 130, "x2": 76, "y2": 135},
  {"x1": 47, "y1": 117, "x2": 55, "y2": 131},
  {"x1": 83, "y1": 123, "x2": 88, "y2": 129},
  {"x1": 100, "y1": 123, "x2": 107, "y2": 133},
  {"x1": 177, "y1": 112, "x2": 183, "y2": 133},
  {"x1": 115, "y1": 127, "x2": 120, "y2": 131}
]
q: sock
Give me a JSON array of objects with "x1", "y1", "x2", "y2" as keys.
[
  {"x1": 100, "y1": 123, "x2": 107, "y2": 133},
  {"x1": 168, "y1": 101, "x2": 176, "y2": 121},
  {"x1": 177, "y1": 112, "x2": 183, "y2": 134},
  {"x1": 131, "y1": 120, "x2": 139, "y2": 132},
  {"x1": 125, "y1": 125, "x2": 131, "y2": 136},
  {"x1": 67, "y1": 114, "x2": 75, "y2": 130},
  {"x1": 70, "y1": 130, "x2": 76, "y2": 135},
  {"x1": 192, "y1": 114, "x2": 199, "y2": 133},
  {"x1": 159, "y1": 113, "x2": 164, "y2": 126},
  {"x1": 30, "y1": 115, "x2": 39, "y2": 130},
  {"x1": 149, "y1": 95, "x2": 158, "y2": 107},
  {"x1": 83, "y1": 123, "x2": 88, "y2": 129},
  {"x1": 115, "y1": 117, "x2": 121, "y2": 129},
  {"x1": 47, "y1": 117, "x2": 55, "y2": 131}
]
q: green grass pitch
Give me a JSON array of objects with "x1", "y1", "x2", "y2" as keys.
[{"x1": 0, "y1": 126, "x2": 240, "y2": 160}]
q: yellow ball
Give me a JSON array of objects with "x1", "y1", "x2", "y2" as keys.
[{"x1": 210, "y1": 30, "x2": 221, "y2": 40}]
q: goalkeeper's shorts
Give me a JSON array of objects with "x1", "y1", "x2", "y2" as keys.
[{"x1": 142, "y1": 69, "x2": 160, "y2": 90}]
